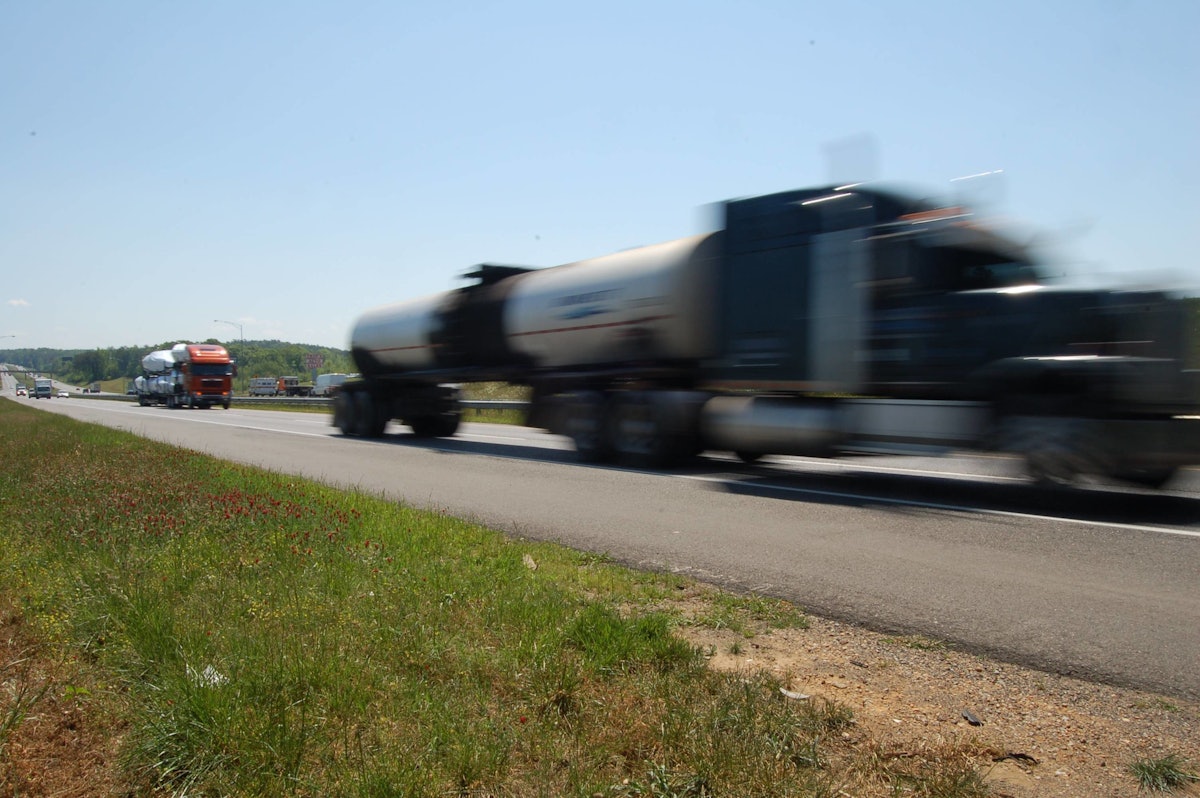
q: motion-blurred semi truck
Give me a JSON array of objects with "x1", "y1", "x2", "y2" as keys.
[{"x1": 337, "y1": 183, "x2": 1200, "y2": 487}]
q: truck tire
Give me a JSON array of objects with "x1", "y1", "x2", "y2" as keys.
[
  {"x1": 353, "y1": 391, "x2": 388, "y2": 438},
  {"x1": 1111, "y1": 466, "x2": 1178, "y2": 489},
  {"x1": 409, "y1": 413, "x2": 460, "y2": 438},
  {"x1": 995, "y1": 415, "x2": 1111, "y2": 485},
  {"x1": 564, "y1": 391, "x2": 615, "y2": 463},
  {"x1": 333, "y1": 392, "x2": 355, "y2": 435},
  {"x1": 612, "y1": 392, "x2": 687, "y2": 468}
]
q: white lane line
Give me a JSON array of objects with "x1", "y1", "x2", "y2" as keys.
[
  {"x1": 79, "y1": 406, "x2": 338, "y2": 439},
  {"x1": 677, "y1": 473, "x2": 1200, "y2": 540}
]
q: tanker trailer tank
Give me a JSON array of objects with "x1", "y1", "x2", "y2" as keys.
[
  {"x1": 351, "y1": 292, "x2": 446, "y2": 377},
  {"x1": 503, "y1": 232, "x2": 722, "y2": 370},
  {"x1": 340, "y1": 233, "x2": 723, "y2": 447}
]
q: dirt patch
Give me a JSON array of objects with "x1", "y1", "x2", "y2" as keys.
[
  {"x1": 1, "y1": 608, "x2": 123, "y2": 798},
  {"x1": 682, "y1": 614, "x2": 1200, "y2": 797}
]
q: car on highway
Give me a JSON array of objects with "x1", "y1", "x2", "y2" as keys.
[
  {"x1": 15, "y1": 386, "x2": 27, "y2": 396},
  {"x1": 57, "y1": 389, "x2": 70, "y2": 398}
]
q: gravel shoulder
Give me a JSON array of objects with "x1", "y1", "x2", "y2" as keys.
[{"x1": 683, "y1": 612, "x2": 1199, "y2": 797}]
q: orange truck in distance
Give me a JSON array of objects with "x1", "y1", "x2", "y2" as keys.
[{"x1": 134, "y1": 343, "x2": 235, "y2": 409}]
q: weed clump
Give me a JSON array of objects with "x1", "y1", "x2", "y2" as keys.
[{"x1": 1130, "y1": 753, "x2": 1199, "y2": 792}]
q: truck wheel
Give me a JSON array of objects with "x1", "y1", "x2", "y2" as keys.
[
  {"x1": 367, "y1": 402, "x2": 391, "y2": 437},
  {"x1": 1112, "y1": 466, "x2": 1177, "y2": 489},
  {"x1": 352, "y1": 392, "x2": 374, "y2": 437},
  {"x1": 995, "y1": 415, "x2": 1110, "y2": 486},
  {"x1": 440, "y1": 416, "x2": 461, "y2": 436},
  {"x1": 613, "y1": 392, "x2": 681, "y2": 468},
  {"x1": 334, "y1": 392, "x2": 356, "y2": 435},
  {"x1": 565, "y1": 391, "x2": 614, "y2": 463},
  {"x1": 409, "y1": 413, "x2": 459, "y2": 438},
  {"x1": 353, "y1": 392, "x2": 388, "y2": 438}
]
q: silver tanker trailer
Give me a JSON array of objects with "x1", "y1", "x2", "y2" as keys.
[{"x1": 338, "y1": 184, "x2": 1200, "y2": 487}]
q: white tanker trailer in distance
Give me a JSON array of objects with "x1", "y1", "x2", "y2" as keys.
[{"x1": 339, "y1": 184, "x2": 1200, "y2": 487}]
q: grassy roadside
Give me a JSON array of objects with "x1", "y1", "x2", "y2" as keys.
[{"x1": 3, "y1": 400, "x2": 1004, "y2": 796}]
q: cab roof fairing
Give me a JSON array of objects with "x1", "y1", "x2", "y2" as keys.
[{"x1": 873, "y1": 213, "x2": 1039, "y2": 273}]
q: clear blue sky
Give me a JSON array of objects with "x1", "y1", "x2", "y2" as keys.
[{"x1": 3, "y1": 1, "x2": 1197, "y2": 350}]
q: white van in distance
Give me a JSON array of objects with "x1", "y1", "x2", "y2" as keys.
[{"x1": 312, "y1": 373, "x2": 353, "y2": 397}]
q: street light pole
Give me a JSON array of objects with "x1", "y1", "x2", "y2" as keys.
[
  {"x1": 213, "y1": 319, "x2": 244, "y2": 344},
  {"x1": 213, "y1": 320, "x2": 245, "y2": 387}
]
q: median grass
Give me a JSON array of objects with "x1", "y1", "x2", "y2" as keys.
[{"x1": 2, "y1": 399, "x2": 996, "y2": 796}]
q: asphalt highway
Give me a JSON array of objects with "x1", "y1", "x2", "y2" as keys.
[{"x1": 16, "y1": 395, "x2": 1200, "y2": 700}]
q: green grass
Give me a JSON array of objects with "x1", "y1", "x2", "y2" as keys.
[
  {"x1": 1129, "y1": 754, "x2": 1199, "y2": 792},
  {"x1": 692, "y1": 592, "x2": 810, "y2": 638},
  {"x1": 1, "y1": 398, "x2": 1008, "y2": 796}
]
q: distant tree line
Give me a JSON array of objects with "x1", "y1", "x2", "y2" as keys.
[{"x1": 1, "y1": 341, "x2": 356, "y2": 392}]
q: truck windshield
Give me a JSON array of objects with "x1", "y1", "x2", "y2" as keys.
[
  {"x1": 930, "y1": 245, "x2": 1041, "y2": 291},
  {"x1": 192, "y1": 364, "x2": 232, "y2": 376},
  {"x1": 870, "y1": 234, "x2": 1041, "y2": 297}
]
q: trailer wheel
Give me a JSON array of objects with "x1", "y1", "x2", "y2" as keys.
[
  {"x1": 565, "y1": 391, "x2": 615, "y2": 463},
  {"x1": 408, "y1": 416, "x2": 432, "y2": 437},
  {"x1": 613, "y1": 392, "x2": 685, "y2": 468},
  {"x1": 353, "y1": 392, "x2": 388, "y2": 438},
  {"x1": 333, "y1": 392, "x2": 355, "y2": 435},
  {"x1": 409, "y1": 413, "x2": 459, "y2": 438}
]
